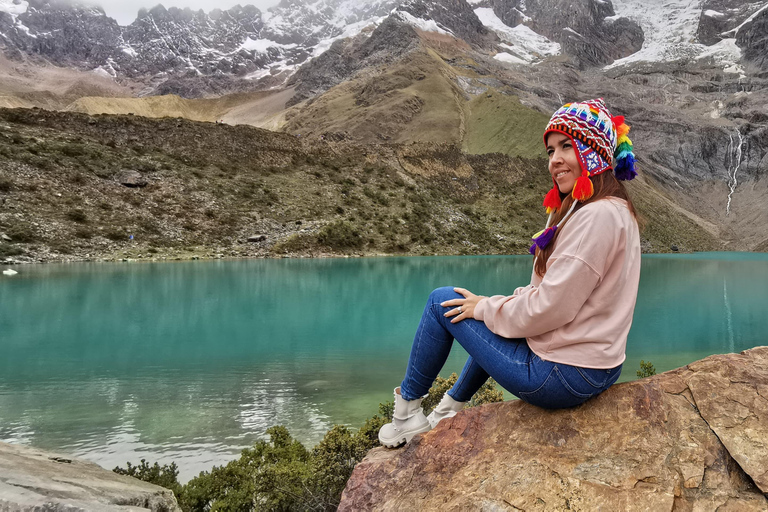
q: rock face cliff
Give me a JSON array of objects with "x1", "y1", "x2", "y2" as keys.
[
  {"x1": 340, "y1": 347, "x2": 768, "y2": 510},
  {"x1": 0, "y1": 442, "x2": 180, "y2": 511}
]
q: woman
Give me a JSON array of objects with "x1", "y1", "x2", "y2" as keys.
[{"x1": 379, "y1": 98, "x2": 641, "y2": 448}]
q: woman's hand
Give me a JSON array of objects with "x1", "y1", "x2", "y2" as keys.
[{"x1": 441, "y1": 287, "x2": 486, "y2": 324}]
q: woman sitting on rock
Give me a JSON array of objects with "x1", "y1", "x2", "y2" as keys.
[{"x1": 379, "y1": 98, "x2": 642, "y2": 448}]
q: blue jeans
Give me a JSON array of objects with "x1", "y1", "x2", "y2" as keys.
[{"x1": 400, "y1": 287, "x2": 622, "y2": 409}]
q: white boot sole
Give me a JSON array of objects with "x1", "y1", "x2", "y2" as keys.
[{"x1": 379, "y1": 423, "x2": 432, "y2": 448}]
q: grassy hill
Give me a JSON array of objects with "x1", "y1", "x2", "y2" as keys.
[{"x1": 0, "y1": 108, "x2": 720, "y2": 263}]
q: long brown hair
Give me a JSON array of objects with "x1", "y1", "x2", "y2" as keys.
[{"x1": 533, "y1": 171, "x2": 639, "y2": 278}]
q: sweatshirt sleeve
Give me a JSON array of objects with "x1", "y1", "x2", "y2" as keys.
[
  {"x1": 474, "y1": 201, "x2": 620, "y2": 339},
  {"x1": 474, "y1": 255, "x2": 601, "y2": 338}
]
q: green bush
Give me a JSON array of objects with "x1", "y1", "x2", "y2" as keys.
[
  {"x1": 0, "y1": 243, "x2": 24, "y2": 258},
  {"x1": 5, "y1": 222, "x2": 37, "y2": 243},
  {"x1": 67, "y1": 209, "x2": 88, "y2": 223},
  {"x1": 317, "y1": 221, "x2": 363, "y2": 250},
  {"x1": 637, "y1": 360, "x2": 657, "y2": 378},
  {"x1": 113, "y1": 459, "x2": 182, "y2": 498},
  {"x1": 0, "y1": 174, "x2": 12, "y2": 192}
]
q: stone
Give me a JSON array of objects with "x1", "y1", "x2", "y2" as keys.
[
  {"x1": 340, "y1": 348, "x2": 768, "y2": 511},
  {"x1": 115, "y1": 170, "x2": 148, "y2": 188},
  {"x1": 1, "y1": 233, "x2": 11, "y2": 241},
  {"x1": 0, "y1": 442, "x2": 180, "y2": 511},
  {"x1": 247, "y1": 234, "x2": 267, "y2": 242}
]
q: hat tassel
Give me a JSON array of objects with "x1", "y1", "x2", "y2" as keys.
[
  {"x1": 613, "y1": 119, "x2": 637, "y2": 181},
  {"x1": 572, "y1": 170, "x2": 594, "y2": 201},
  {"x1": 542, "y1": 184, "x2": 561, "y2": 214}
]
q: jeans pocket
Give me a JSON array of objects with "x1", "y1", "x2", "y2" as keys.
[
  {"x1": 575, "y1": 365, "x2": 623, "y2": 389},
  {"x1": 519, "y1": 366, "x2": 591, "y2": 409}
]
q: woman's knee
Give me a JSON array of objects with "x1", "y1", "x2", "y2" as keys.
[{"x1": 428, "y1": 286, "x2": 461, "y2": 304}]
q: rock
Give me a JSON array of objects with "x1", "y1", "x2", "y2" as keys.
[
  {"x1": 340, "y1": 348, "x2": 768, "y2": 510},
  {"x1": 247, "y1": 234, "x2": 267, "y2": 242},
  {"x1": 0, "y1": 442, "x2": 180, "y2": 511},
  {"x1": 1, "y1": 233, "x2": 11, "y2": 241},
  {"x1": 115, "y1": 170, "x2": 148, "y2": 188}
]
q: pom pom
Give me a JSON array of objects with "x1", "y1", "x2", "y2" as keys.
[
  {"x1": 530, "y1": 226, "x2": 559, "y2": 254},
  {"x1": 616, "y1": 122, "x2": 631, "y2": 138},
  {"x1": 542, "y1": 186, "x2": 561, "y2": 213},
  {"x1": 614, "y1": 153, "x2": 637, "y2": 181},
  {"x1": 617, "y1": 134, "x2": 632, "y2": 147},
  {"x1": 572, "y1": 174, "x2": 594, "y2": 201}
]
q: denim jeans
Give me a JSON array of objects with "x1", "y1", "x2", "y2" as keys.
[{"x1": 400, "y1": 287, "x2": 622, "y2": 409}]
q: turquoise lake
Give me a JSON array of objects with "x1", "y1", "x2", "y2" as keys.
[{"x1": 1, "y1": 253, "x2": 766, "y2": 481}]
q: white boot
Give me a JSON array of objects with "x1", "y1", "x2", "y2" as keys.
[
  {"x1": 426, "y1": 392, "x2": 467, "y2": 429},
  {"x1": 378, "y1": 387, "x2": 431, "y2": 448}
]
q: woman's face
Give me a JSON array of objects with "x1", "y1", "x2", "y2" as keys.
[{"x1": 546, "y1": 132, "x2": 580, "y2": 194}]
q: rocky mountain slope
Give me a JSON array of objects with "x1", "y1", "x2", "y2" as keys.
[
  {"x1": 0, "y1": 0, "x2": 766, "y2": 256},
  {"x1": 0, "y1": 108, "x2": 718, "y2": 263}
]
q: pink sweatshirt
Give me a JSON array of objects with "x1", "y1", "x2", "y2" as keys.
[{"x1": 474, "y1": 198, "x2": 641, "y2": 369}]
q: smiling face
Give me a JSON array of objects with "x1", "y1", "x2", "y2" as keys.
[{"x1": 546, "y1": 132, "x2": 582, "y2": 194}]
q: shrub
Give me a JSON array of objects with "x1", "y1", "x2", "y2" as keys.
[
  {"x1": 113, "y1": 460, "x2": 182, "y2": 498},
  {"x1": 317, "y1": 221, "x2": 363, "y2": 250},
  {"x1": 0, "y1": 175, "x2": 12, "y2": 192},
  {"x1": 637, "y1": 360, "x2": 657, "y2": 378},
  {"x1": 5, "y1": 222, "x2": 37, "y2": 243},
  {"x1": 66, "y1": 209, "x2": 88, "y2": 223},
  {"x1": 0, "y1": 243, "x2": 23, "y2": 258}
]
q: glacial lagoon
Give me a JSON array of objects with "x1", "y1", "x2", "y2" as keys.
[{"x1": 1, "y1": 253, "x2": 766, "y2": 481}]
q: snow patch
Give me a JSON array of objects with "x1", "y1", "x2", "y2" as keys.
[
  {"x1": 312, "y1": 16, "x2": 384, "y2": 58},
  {"x1": 0, "y1": 0, "x2": 28, "y2": 16},
  {"x1": 703, "y1": 9, "x2": 725, "y2": 18},
  {"x1": 239, "y1": 37, "x2": 297, "y2": 54},
  {"x1": 604, "y1": 0, "x2": 745, "y2": 74},
  {"x1": 92, "y1": 66, "x2": 114, "y2": 79},
  {"x1": 474, "y1": 8, "x2": 559, "y2": 64},
  {"x1": 467, "y1": 0, "x2": 484, "y2": 3},
  {"x1": 395, "y1": 10, "x2": 454, "y2": 36},
  {"x1": 562, "y1": 27, "x2": 583, "y2": 38},
  {"x1": 121, "y1": 46, "x2": 137, "y2": 58},
  {"x1": 494, "y1": 52, "x2": 528, "y2": 65}
]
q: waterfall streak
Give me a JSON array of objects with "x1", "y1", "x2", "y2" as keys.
[
  {"x1": 724, "y1": 279, "x2": 734, "y2": 353},
  {"x1": 725, "y1": 129, "x2": 744, "y2": 216}
]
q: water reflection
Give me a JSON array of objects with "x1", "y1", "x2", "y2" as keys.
[{"x1": 1, "y1": 254, "x2": 767, "y2": 480}]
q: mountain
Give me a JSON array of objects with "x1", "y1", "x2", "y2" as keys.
[
  {"x1": 0, "y1": 0, "x2": 767, "y2": 257},
  {"x1": 2, "y1": 0, "x2": 765, "y2": 91}
]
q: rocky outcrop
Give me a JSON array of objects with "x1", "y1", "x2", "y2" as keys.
[
  {"x1": 340, "y1": 347, "x2": 768, "y2": 510},
  {"x1": 736, "y1": 7, "x2": 768, "y2": 71},
  {"x1": 395, "y1": 0, "x2": 498, "y2": 48},
  {"x1": 522, "y1": 0, "x2": 644, "y2": 67},
  {"x1": 286, "y1": 17, "x2": 422, "y2": 106},
  {"x1": 0, "y1": 442, "x2": 180, "y2": 511}
]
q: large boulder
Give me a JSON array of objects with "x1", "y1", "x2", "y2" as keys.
[
  {"x1": 0, "y1": 443, "x2": 180, "y2": 511},
  {"x1": 340, "y1": 347, "x2": 768, "y2": 510}
]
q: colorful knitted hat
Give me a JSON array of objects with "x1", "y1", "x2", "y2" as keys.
[
  {"x1": 540, "y1": 98, "x2": 637, "y2": 213},
  {"x1": 530, "y1": 98, "x2": 637, "y2": 255}
]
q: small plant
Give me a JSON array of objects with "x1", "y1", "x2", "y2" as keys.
[
  {"x1": 317, "y1": 221, "x2": 363, "y2": 250},
  {"x1": 0, "y1": 175, "x2": 12, "y2": 192},
  {"x1": 637, "y1": 360, "x2": 657, "y2": 378},
  {"x1": 113, "y1": 459, "x2": 182, "y2": 497},
  {"x1": 66, "y1": 209, "x2": 88, "y2": 223}
]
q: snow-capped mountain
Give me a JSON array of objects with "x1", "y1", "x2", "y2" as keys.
[{"x1": 0, "y1": 0, "x2": 766, "y2": 95}]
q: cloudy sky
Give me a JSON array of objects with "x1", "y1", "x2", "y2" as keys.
[{"x1": 96, "y1": 0, "x2": 280, "y2": 24}]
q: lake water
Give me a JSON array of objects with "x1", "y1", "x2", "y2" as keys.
[{"x1": 1, "y1": 253, "x2": 766, "y2": 481}]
